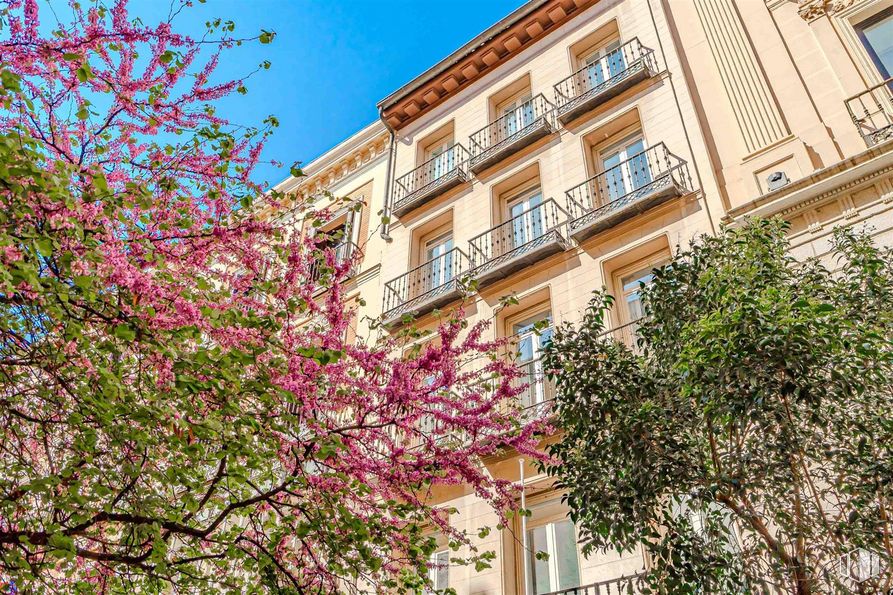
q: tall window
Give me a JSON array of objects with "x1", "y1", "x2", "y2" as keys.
[
  {"x1": 425, "y1": 549, "x2": 449, "y2": 594},
  {"x1": 512, "y1": 310, "x2": 553, "y2": 409},
  {"x1": 422, "y1": 231, "x2": 454, "y2": 292},
  {"x1": 598, "y1": 134, "x2": 651, "y2": 204},
  {"x1": 499, "y1": 93, "x2": 534, "y2": 140},
  {"x1": 581, "y1": 39, "x2": 624, "y2": 92},
  {"x1": 611, "y1": 250, "x2": 670, "y2": 347},
  {"x1": 507, "y1": 187, "x2": 545, "y2": 252},
  {"x1": 856, "y1": 8, "x2": 893, "y2": 79},
  {"x1": 527, "y1": 518, "x2": 581, "y2": 594},
  {"x1": 426, "y1": 139, "x2": 454, "y2": 181},
  {"x1": 620, "y1": 264, "x2": 656, "y2": 324}
]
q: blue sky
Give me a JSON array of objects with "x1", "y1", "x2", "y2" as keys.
[{"x1": 125, "y1": 0, "x2": 528, "y2": 187}]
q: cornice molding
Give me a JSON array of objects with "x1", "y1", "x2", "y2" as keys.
[
  {"x1": 378, "y1": 0, "x2": 599, "y2": 131},
  {"x1": 293, "y1": 132, "x2": 391, "y2": 202},
  {"x1": 726, "y1": 139, "x2": 893, "y2": 222},
  {"x1": 797, "y1": 0, "x2": 856, "y2": 21}
]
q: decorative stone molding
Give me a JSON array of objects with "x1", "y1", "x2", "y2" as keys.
[
  {"x1": 378, "y1": 0, "x2": 599, "y2": 130},
  {"x1": 694, "y1": 0, "x2": 788, "y2": 153},
  {"x1": 798, "y1": 0, "x2": 856, "y2": 21},
  {"x1": 803, "y1": 209, "x2": 823, "y2": 232},
  {"x1": 294, "y1": 132, "x2": 391, "y2": 203},
  {"x1": 838, "y1": 194, "x2": 858, "y2": 218},
  {"x1": 776, "y1": 163, "x2": 893, "y2": 220},
  {"x1": 878, "y1": 178, "x2": 893, "y2": 203}
]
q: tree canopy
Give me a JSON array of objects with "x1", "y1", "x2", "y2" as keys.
[
  {"x1": 542, "y1": 219, "x2": 893, "y2": 594},
  {"x1": 0, "y1": 1, "x2": 543, "y2": 592}
]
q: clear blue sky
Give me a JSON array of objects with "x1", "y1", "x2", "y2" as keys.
[{"x1": 126, "y1": 0, "x2": 528, "y2": 188}]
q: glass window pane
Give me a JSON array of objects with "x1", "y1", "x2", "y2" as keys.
[
  {"x1": 427, "y1": 550, "x2": 449, "y2": 591},
  {"x1": 528, "y1": 526, "x2": 552, "y2": 595},
  {"x1": 553, "y1": 520, "x2": 581, "y2": 590},
  {"x1": 860, "y1": 10, "x2": 893, "y2": 77},
  {"x1": 516, "y1": 335, "x2": 534, "y2": 362},
  {"x1": 539, "y1": 326, "x2": 554, "y2": 348},
  {"x1": 622, "y1": 266, "x2": 655, "y2": 323}
]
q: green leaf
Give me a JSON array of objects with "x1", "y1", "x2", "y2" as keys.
[
  {"x1": 113, "y1": 324, "x2": 136, "y2": 342},
  {"x1": 35, "y1": 237, "x2": 53, "y2": 257},
  {"x1": 76, "y1": 63, "x2": 93, "y2": 83}
]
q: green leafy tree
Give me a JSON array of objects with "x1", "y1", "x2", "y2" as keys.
[{"x1": 542, "y1": 219, "x2": 893, "y2": 594}]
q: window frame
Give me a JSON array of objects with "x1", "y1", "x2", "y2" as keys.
[
  {"x1": 426, "y1": 548, "x2": 450, "y2": 593},
  {"x1": 522, "y1": 499, "x2": 583, "y2": 595},
  {"x1": 854, "y1": 7, "x2": 893, "y2": 79},
  {"x1": 611, "y1": 250, "x2": 669, "y2": 326}
]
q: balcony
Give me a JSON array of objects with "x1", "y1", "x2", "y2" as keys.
[
  {"x1": 468, "y1": 94, "x2": 557, "y2": 174},
  {"x1": 565, "y1": 142, "x2": 692, "y2": 243},
  {"x1": 513, "y1": 356, "x2": 556, "y2": 423},
  {"x1": 553, "y1": 38, "x2": 657, "y2": 125},
  {"x1": 845, "y1": 77, "x2": 893, "y2": 147},
  {"x1": 382, "y1": 247, "x2": 468, "y2": 326},
  {"x1": 543, "y1": 573, "x2": 646, "y2": 595},
  {"x1": 392, "y1": 144, "x2": 470, "y2": 218},
  {"x1": 598, "y1": 320, "x2": 641, "y2": 353},
  {"x1": 307, "y1": 239, "x2": 359, "y2": 288},
  {"x1": 502, "y1": 323, "x2": 555, "y2": 423},
  {"x1": 469, "y1": 198, "x2": 570, "y2": 288}
]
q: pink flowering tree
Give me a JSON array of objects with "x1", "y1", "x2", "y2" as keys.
[{"x1": 0, "y1": 1, "x2": 545, "y2": 592}]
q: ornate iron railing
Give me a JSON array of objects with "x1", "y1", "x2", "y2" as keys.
[
  {"x1": 845, "y1": 77, "x2": 893, "y2": 146},
  {"x1": 468, "y1": 198, "x2": 568, "y2": 269},
  {"x1": 553, "y1": 38, "x2": 656, "y2": 110},
  {"x1": 597, "y1": 320, "x2": 641, "y2": 353},
  {"x1": 307, "y1": 239, "x2": 358, "y2": 284},
  {"x1": 513, "y1": 356, "x2": 556, "y2": 421},
  {"x1": 468, "y1": 94, "x2": 555, "y2": 160},
  {"x1": 382, "y1": 247, "x2": 467, "y2": 319},
  {"x1": 393, "y1": 143, "x2": 469, "y2": 204},
  {"x1": 543, "y1": 573, "x2": 646, "y2": 595},
  {"x1": 565, "y1": 142, "x2": 691, "y2": 225},
  {"x1": 503, "y1": 325, "x2": 555, "y2": 420}
]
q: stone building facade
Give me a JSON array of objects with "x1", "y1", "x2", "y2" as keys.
[{"x1": 275, "y1": 0, "x2": 893, "y2": 592}]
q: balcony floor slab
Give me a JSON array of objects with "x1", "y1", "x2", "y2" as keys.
[
  {"x1": 470, "y1": 229, "x2": 570, "y2": 289},
  {"x1": 556, "y1": 62, "x2": 654, "y2": 125},
  {"x1": 569, "y1": 176, "x2": 687, "y2": 243},
  {"x1": 382, "y1": 281, "x2": 466, "y2": 327},
  {"x1": 469, "y1": 119, "x2": 555, "y2": 174},
  {"x1": 392, "y1": 169, "x2": 469, "y2": 219}
]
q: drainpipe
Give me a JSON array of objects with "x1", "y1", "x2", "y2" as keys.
[
  {"x1": 378, "y1": 107, "x2": 397, "y2": 242},
  {"x1": 519, "y1": 458, "x2": 531, "y2": 595}
]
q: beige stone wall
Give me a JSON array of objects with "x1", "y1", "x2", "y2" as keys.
[
  {"x1": 671, "y1": 0, "x2": 893, "y2": 259},
  {"x1": 274, "y1": 0, "x2": 893, "y2": 593},
  {"x1": 375, "y1": 2, "x2": 724, "y2": 592}
]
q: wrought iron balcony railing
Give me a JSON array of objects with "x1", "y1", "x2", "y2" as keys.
[
  {"x1": 392, "y1": 143, "x2": 470, "y2": 217},
  {"x1": 554, "y1": 38, "x2": 657, "y2": 123},
  {"x1": 307, "y1": 239, "x2": 359, "y2": 285},
  {"x1": 468, "y1": 94, "x2": 556, "y2": 172},
  {"x1": 565, "y1": 142, "x2": 692, "y2": 242},
  {"x1": 468, "y1": 198, "x2": 570, "y2": 287},
  {"x1": 513, "y1": 356, "x2": 556, "y2": 422},
  {"x1": 382, "y1": 247, "x2": 468, "y2": 324},
  {"x1": 597, "y1": 319, "x2": 641, "y2": 353},
  {"x1": 502, "y1": 324, "x2": 555, "y2": 421},
  {"x1": 410, "y1": 397, "x2": 470, "y2": 450},
  {"x1": 845, "y1": 77, "x2": 893, "y2": 147},
  {"x1": 542, "y1": 573, "x2": 646, "y2": 595}
]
